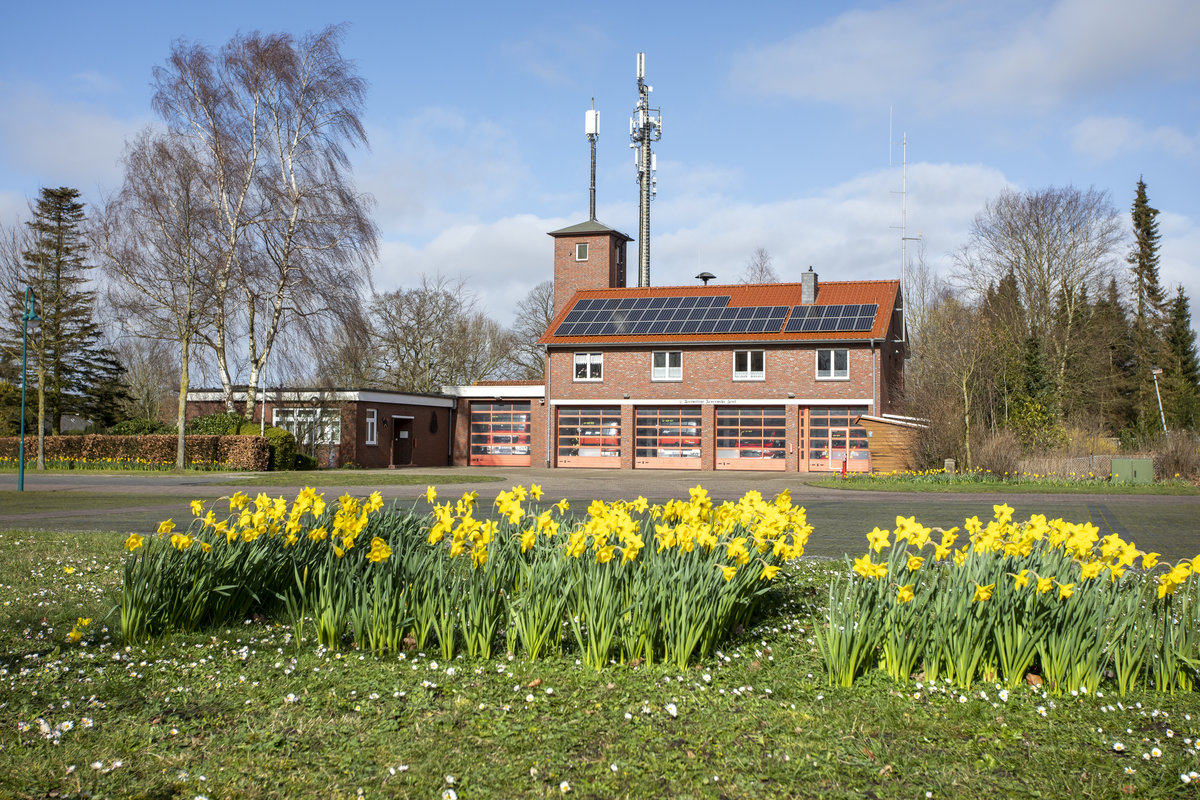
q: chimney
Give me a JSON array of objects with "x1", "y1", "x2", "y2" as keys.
[{"x1": 801, "y1": 266, "x2": 818, "y2": 304}]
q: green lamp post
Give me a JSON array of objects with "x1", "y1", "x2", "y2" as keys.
[{"x1": 18, "y1": 286, "x2": 40, "y2": 492}]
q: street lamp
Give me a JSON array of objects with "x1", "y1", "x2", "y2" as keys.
[
  {"x1": 18, "y1": 286, "x2": 40, "y2": 492},
  {"x1": 1151, "y1": 367, "x2": 1167, "y2": 433}
]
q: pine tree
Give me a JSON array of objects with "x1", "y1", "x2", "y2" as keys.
[
  {"x1": 1162, "y1": 285, "x2": 1200, "y2": 430},
  {"x1": 1128, "y1": 178, "x2": 1167, "y2": 433},
  {"x1": 9, "y1": 188, "x2": 110, "y2": 461},
  {"x1": 1090, "y1": 278, "x2": 1137, "y2": 433}
]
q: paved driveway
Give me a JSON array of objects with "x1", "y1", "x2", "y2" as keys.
[{"x1": 4, "y1": 468, "x2": 1199, "y2": 562}]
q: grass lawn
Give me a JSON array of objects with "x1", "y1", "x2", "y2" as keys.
[
  {"x1": 814, "y1": 474, "x2": 1200, "y2": 495},
  {"x1": 3, "y1": 529, "x2": 1198, "y2": 799},
  {"x1": 214, "y1": 471, "x2": 503, "y2": 488}
]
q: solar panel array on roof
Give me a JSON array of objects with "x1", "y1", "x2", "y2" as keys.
[
  {"x1": 783, "y1": 304, "x2": 878, "y2": 333},
  {"x1": 552, "y1": 295, "x2": 790, "y2": 337}
]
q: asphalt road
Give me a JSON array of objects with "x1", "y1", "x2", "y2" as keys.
[{"x1": 4, "y1": 468, "x2": 1199, "y2": 562}]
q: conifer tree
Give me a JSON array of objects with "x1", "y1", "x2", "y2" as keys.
[
  {"x1": 3, "y1": 188, "x2": 113, "y2": 464},
  {"x1": 1162, "y1": 285, "x2": 1200, "y2": 430},
  {"x1": 1128, "y1": 178, "x2": 1168, "y2": 432}
]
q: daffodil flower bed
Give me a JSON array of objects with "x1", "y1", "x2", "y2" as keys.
[
  {"x1": 816, "y1": 503, "x2": 1200, "y2": 694},
  {"x1": 120, "y1": 485, "x2": 810, "y2": 669}
]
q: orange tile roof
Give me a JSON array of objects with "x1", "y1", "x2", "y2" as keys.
[{"x1": 538, "y1": 279, "x2": 901, "y2": 345}]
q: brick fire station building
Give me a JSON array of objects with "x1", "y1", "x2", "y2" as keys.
[{"x1": 443, "y1": 218, "x2": 906, "y2": 473}]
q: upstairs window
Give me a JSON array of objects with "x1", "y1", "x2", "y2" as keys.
[
  {"x1": 733, "y1": 350, "x2": 765, "y2": 381},
  {"x1": 575, "y1": 242, "x2": 589, "y2": 261},
  {"x1": 652, "y1": 351, "x2": 682, "y2": 381},
  {"x1": 817, "y1": 348, "x2": 849, "y2": 379},
  {"x1": 574, "y1": 352, "x2": 603, "y2": 381}
]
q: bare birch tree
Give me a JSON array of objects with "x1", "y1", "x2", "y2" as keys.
[
  {"x1": 738, "y1": 247, "x2": 781, "y2": 284},
  {"x1": 94, "y1": 131, "x2": 216, "y2": 468},
  {"x1": 151, "y1": 25, "x2": 377, "y2": 418}
]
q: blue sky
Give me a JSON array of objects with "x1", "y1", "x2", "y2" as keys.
[{"x1": 2, "y1": 0, "x2": 1198, "y2": 330}]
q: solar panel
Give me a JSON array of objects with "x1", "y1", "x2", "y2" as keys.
[
  {"x1": 552, "y1": 295, "x2": 803, "y2": 337},
  {"x1": 783, "y1": 303, "x2": 878, "y2": 333}
]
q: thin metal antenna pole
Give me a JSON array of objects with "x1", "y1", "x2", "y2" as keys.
[
  {"x1": 630, "y1": 52, "x2": 661, "y2": 288},
  {"x1": 587, "y1": 98, "x2": 598, "y2": 220}
]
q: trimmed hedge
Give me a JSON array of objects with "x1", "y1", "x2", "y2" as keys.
[{"x1": 0, "y1": 434, "x2": 269, "y2": 471}]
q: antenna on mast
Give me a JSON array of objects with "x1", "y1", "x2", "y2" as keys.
[
  {"x1": 630, "y1": 52, "x2": 662, "y2": 287},
  {"x1": 586, "y1": 98, "x2": 599, "y2": 220},
  {"x1": 890, "y1": 131, "x2": 920, "y2": 344}
]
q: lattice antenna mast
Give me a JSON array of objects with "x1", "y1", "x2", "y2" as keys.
[
  {"x1": 630, "y1": 52, "x2": 661, "y2": 287},
  {"x1": 586, "y1": 99, "x2": 599, "y2": 220},
  {"x1": 890, "y1": 132, "x2": 920, "y2": 344}
]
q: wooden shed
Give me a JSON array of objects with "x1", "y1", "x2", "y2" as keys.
[{"x1": 852, "y1": 414, "x2": 927, "y2": 473}]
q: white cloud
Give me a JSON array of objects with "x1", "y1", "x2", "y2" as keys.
[
  {"x1": 1068, "y1": 116, "x2": 1197, "y2": 162},
  {"x1": 357, "y1": 108, "x2": 531, "y2": 239},
  {"x1": 0, "y1": 82, "x2": 143, "y2": 195},
  {"x1": 1159, "y1": 211, "x2": 1200, "y2": 316},
  {"x1": 730, "y1": 0, "x2": 1200, "y2": 113}
]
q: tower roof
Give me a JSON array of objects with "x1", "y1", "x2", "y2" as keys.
[{"x1": 548, "y1": 219, "x2": 633, "y2": 240}]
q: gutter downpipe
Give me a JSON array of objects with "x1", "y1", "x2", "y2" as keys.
[
  {"x1": 544, "y1": 345, "x2": 552, "y2": 468},
  {"x1": 871, "y1": 340, "x2": 878, "y2": 416}
]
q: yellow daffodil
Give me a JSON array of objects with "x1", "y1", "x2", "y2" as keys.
[
  {"x1": 759, "y1": 564, "x2": 780, "y2": 580},
  {"x1": 897, "y1": 584, "x2": 915, "y2": 603},
  {"x1": 1037, "y1": 576, "x2": 1054, "y2": 594},
  {"x1": 520, "y1": 528, "x2": 537, "y2": 553},
  {"x1": 200, "y1": 541, "x2": 213, "y2": 553},
  {"x1": 866, "y1": 527, "x2": 890, "y2": 553},
  {"x1": 973, "y1": 583, "x2": 995, "y2": 602},
  {"x1": 156, "y1": 518, "x2": 176, "y2": 535},
  {"x1": 1012, "y1": 569, "x2": 1030, "y2": 589},
  {"x1": 1057, "y1": 582, "x2": 1075, "y2": 600},
  {"x1": 719, "y1": 564, "x2": 737, "y2": 582},
  {"x1": 425, "y1": 486, "x2": 437, "y2": 504},
  {"x1": 190, "y1": 499, "x2": 205, "y2": 516},
  {"x1": 530, "y1": 484, "x2": 543, "y2": 501},
  {"x1": 124, "y1": 532, "x2": 144, "y2": 551},
  {"x1": 1141, "y1": 552, "x2": 1160, "y2": 569},
  {"x1": 906, "y1": 555, "x2": 924, "y2": 572},
  {"x1": 366, "y1": 536, "x2": 392, "y2": 563}
]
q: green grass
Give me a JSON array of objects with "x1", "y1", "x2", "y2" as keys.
[
  {"x1": 3, "y1": 529, "x2": 1198, "y2": 799},
  {"x1": 814, "y1": 473, "x2": 1200, "y2": 495},
  {"x1": 0, "y1": 491, "x2": 200, "y2": 514}
]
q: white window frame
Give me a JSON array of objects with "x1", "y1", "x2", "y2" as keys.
[
  {"x1": 651, "y1": 350, "x2": 682, "y2": 381},
  {"x1": 733, "y1": 349, "x2": 765, "y2": 381},
  {"x1": 573, "y1": 352, "x2": 603, "y2": 382},
  {"x1": 816, "y1": 348, "x2": 850, "y2": 380},
  {"x1": 575, "y1": 242, "x2": 589, "y2": 261},
  {"x1": 273, "y1": 407, "x2": 342, "y2": 445},
  {"x1": 365, "y1": 408, "x2": 378, "y2": 446}
]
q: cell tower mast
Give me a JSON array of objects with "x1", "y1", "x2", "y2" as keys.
[
  {"x1": 630, "y1": 52, "x2": 661, "y2": 287},
  {"x1": 586, "y1": 99, "x2": 599, "y2": 220}
]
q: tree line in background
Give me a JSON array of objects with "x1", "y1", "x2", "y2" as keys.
[
  {"x1": 904, "y1": 182, "x2": 1200, "y2": 470},
  {"x1": 1, "y1": 28, "x2": 1198, "y2": 473}
]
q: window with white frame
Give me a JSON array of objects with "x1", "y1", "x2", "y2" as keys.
[
  {"x1": 733, "y1": 350, "x2": 765, "y2": 380},
  {"x1": 365, "y1": 408, "x2": 377, "y2": 445},
  {"x1": 273, "y1": 407, "x2": 342, "y2": 445},
  {"x1": 575, "y1": 242, "x2": 589, "y2": 261},
  {"x1": 816, "y1": 348, "x2": 849, "y2": 379},
  {"x1": 652, "y1": 350, "x2": 682, "y2": 381},
  {"x1": 574, "y1": 352, "x2": 603, "y2": 381}
]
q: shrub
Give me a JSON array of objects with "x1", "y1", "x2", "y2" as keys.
[
  {"x1": 972, "y1": 429, "x2": 1022, "y2": 476},
  {"x1": 263, "y1": 426, "x2": 297, "y2": 471},
  {"x1": 110, "y1": 418, "x2": 174, "y2": 436},
  {"x1": 1154, "y1": 431, "x2": 1200, "y2": 481},
  {"x1": 0, "y1": 434, "x2": 269, "y2": 470},
  {"x1": 187, "y1": 411, "x2": 243, "y2": 436},
  {"x1": 294, "y1": 453, "x2": 319, "y2": 470}
]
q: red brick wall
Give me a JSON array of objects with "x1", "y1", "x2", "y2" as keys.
[
  {"x1": 547, "y1": 344, "x2": 880, "y2": 404},
  {"x1": 552, "y1": 232, "x2": 628, "y2": 319}
]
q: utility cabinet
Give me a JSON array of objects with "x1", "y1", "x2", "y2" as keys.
[{"x1": 1111, "y1": 457, "x2": 1154, "y2": 484}]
